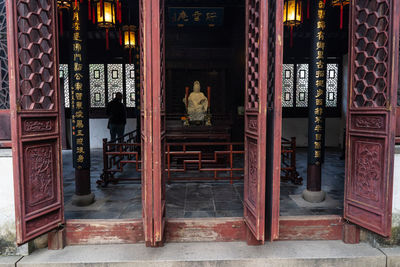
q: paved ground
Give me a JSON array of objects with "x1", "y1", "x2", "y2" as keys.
[
  {"x1": 63, "y1": 148, "x2": 345, "y2": 219},
  {"x1": 4, "y1": 241, "x2": 399, "y2": 267}
]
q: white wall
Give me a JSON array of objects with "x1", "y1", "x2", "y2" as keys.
[
  {"x1": 66, "y1": 118, "x2": 137, "y2": 149},
  {"x1": 282, "y1": 118, "x2": 343, "y2": 147},
  {"x1": 393, "y1": 148, "x2": 400, "y2": 216},
  {"x1": 0, "y1": 149, "x2": 27, "y2": 255}
]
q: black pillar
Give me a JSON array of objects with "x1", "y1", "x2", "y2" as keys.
[
  {"x1": 135, "y1": 45, "x2": 141, "y2": 142},
  {"x1": 304, "y1": 0, "x2": 327, "y2": 202},
  {"x1": 70, "y1": 2, "x2": 94, "y2": 205}
]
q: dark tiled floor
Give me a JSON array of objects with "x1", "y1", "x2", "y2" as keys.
[{"x1": 63, "y1": 148, "x2": 344, "y2": 219}]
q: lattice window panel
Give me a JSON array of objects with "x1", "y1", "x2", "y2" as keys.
[
  {"x1": 296, "y1": 64, "x2": 309, "y2": 107},
  {"x1": 326, "y1": 63, "x2": 339, "y2": 107},
  {"x1": 246, "y1": 0, "x2": 260, "y2": 110},
  {"x1": 282, "y1": 64, "x2": 294, "y2": 107},
  {"x1": 89, "y1": 64, "x2": 105, "y2": 107},
  {"x1": 107, "y1": 64, "x2": 123, "y2": 103},
  {"x1": 125, "y1": 64, "x2": 135, "y2": 107},
  {"x1": 0, "y1": 0, "x2": 8, "y2": 109},
  {"x1": 353, "y1": 0, "x2": 390, "y2": 107},
  {"x1": 17, "y1": 0, "x2": 56, "y2": 110},
  {"x1": 59, "y1": 64, "x2": 69, "y2": 108}
]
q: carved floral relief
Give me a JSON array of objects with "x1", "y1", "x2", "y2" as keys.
[{"x1": 354, "y1": 142, "x2": 382, "y2": 202}]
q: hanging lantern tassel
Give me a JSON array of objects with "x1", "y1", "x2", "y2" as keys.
[
  {"x1": 106, "y1": 28, "x2": 109, "y2": 50},
  {"x1": 340, "y1": 5, "x2": 344, "y2": 29},
  {"x1": 119, "y1": 2, "x2": 122, "y2": 23},
  {"x1": 119, "y1": 29, "x2": 122, "y2": 45},
  {"x1": 59, "y1": 11, "x2": 63, "y2": 36},
  {"x1": 290, "y1": 26, "x2": 293, "y2": 48},
  {"x1": 307, "y1": 0, "x2": 310, "y2": 19},
  {"x1": 88, "y1": 0, "x2": 91, "y2": 20},
  {"x1": 92, "y1": 6, "x2": 96, "y2": 24},
  {"x1": 129, "y1": 48, "x2": 132, "y2": 64}
]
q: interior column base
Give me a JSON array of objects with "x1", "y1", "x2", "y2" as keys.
[
  {"x1": 71, "y1": 193, "x2": 95, "y2": 207},
  {"x1": 302, "y1": 189, "x2": 326, "y2": 203}
]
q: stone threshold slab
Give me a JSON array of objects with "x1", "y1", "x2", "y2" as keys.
[
  {"x1": 17, "y1": 241, "x2": 386, "y2": 267},
  {"x1": 0, "y1": 256, "x2": 23, "y2": 267}
]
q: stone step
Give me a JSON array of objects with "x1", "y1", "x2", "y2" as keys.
[{"x1": 13, "y1": 240, "x2": 390, "y2": 267}]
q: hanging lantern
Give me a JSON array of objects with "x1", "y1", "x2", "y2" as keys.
[
  {"x1": 93, "y1": 0, "x2": 117, "y2": 50},
  {"x1": 331, "y1": 0, "x2": 349, "y2": 29},
  {"x1": 123, "y1": 25, "x2": 136, "y2": 64},
  {"x1": 57, "y1": 0, "x2": 72, "y2": 9},
  {"x1": 57, "y1": 0, "x2": 72, "y2": 36},
  {"x1": 283, "y1": 0, "x2": 302, "y2": 27},
  {"x1": 94, "y1": 0, "x2": 117, "y2": 29},
  {"x1": 283, "y1": 0, "x2": 302, "y2": 48},
  {"x1": 123, "y1": 25, "x2": 136, "y2": 49}
]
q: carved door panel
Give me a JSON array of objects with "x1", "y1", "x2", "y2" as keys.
[
  {"x1": 344, "y1": 0, "x2": 400, "y2": 237},
  {"x1": 244, "y1": 0, "x2": 269, "y2": 242},
  {"x1": 7, "y1": 0, "x2": 64, "y2": 244},
  {"x1": 140, "y1": 0, "x2": 166, "y2": 246},
  {"x1": 265, "y1": 0, "x2": 284, "y2": 241}
]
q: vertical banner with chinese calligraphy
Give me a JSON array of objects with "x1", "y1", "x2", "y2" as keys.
[
  {"x1": 135, "y1": 45, "x2": 141, "y2": 143},
  {"x1": 71, "y1": 2, "x2": 92, "y2": 198},
  {"x1": 305, "y1": 0, "x2": 327, "y2": 199}
]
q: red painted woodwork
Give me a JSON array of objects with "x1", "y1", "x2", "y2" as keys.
[
  {"x1": 66, "y1": 219, "x2": 145, "y2": 245},
  {"x1": 140, "y1": 0, "x2": 166, "y2": 247},
  {"x1": 344, "y1": 0, "x2": 400, "y2": 237},
  {"x1": 64, "y1": 216, "x2": 344, "y2": 245},
  {"x1": 139, "y1": 0, "x2": 153, "y2": 246},
  {"x1": 278, "y1": 215, "x2": 344, "y2": 241},
  {"x1": 6, "y1": 0, "x2": 64, "y2": 244},
  {"x1": 153, "y1": 0, "x2": 166, "y2": 246},
  {"x1": 243, "y1": 0, "x2": 268, "y2": 242},
  {"x1": 265, "y1": 0, "x2": 284, "y2": 242},
  {"x1": 342, "y1": 223, "x2": 360, "y2": 244}
]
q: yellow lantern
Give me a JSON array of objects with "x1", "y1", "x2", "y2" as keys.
[
  {"x1": 283, "y1": 0, "x2": 302, "y2": 27},
  {"x1": 95, "y1": 0, "x2": 117, "y2": 29},
  {"x1": 331, "y1": 0, "x2": 349, "y2": 7},
  {"x1": 57, "y1": 0, "x2": 72, "y2": 10},
  {"x1": 123, "y1": 25, "x2": 136, "y2": 49}
]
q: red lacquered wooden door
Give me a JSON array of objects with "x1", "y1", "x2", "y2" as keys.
[
  {"x1": 344, "y1": 0, "x2": 400, "y2": 237},
  {"x1": 7, "y1": 0, "x2": 64, "y2": 244}
]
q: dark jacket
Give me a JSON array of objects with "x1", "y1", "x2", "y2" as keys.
[{"x1": 106, "y1": 99, "x2": 127, "y2": 125}]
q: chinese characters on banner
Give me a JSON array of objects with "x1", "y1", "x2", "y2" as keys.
[
  {"x1": 309, "y1": 0, "x2": 327, "y2": 166},
  {"x1": 71, "y1": 2, "x2": 90, "y2": 169},
  {"x1": 168, "y1": 8, "x2": 224, "y2": 27}
]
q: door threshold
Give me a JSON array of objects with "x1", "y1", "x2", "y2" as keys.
[{"x1": 65, "y1": 215, "x2": 345, "y2": 245}]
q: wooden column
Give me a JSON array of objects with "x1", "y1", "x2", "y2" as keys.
[
  {"x1": 70, "y1": 2, "x2": 94, "y2": 205},
  {"x1": 304, "y1": 0, "x2": 327, "y2": 203}
]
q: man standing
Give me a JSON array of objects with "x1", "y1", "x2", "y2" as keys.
[{"x1": 106, "y1": 92, "x2": 127, "y2": 141}]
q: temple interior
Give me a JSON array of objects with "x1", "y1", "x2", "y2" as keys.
[{"x1": 60, "y1": 0, "x2": 350, "y2": 219}]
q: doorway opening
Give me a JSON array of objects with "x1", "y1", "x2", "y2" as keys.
[
  {"x1": 163, "y1": 3, "x2": 246, "y2": 219},
  {"x1": 279, "y1": 3, "x2": 350, "y2": 217},
  {"x1": 57, "y1": 0, "x2": 143, "y2": 220}
]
